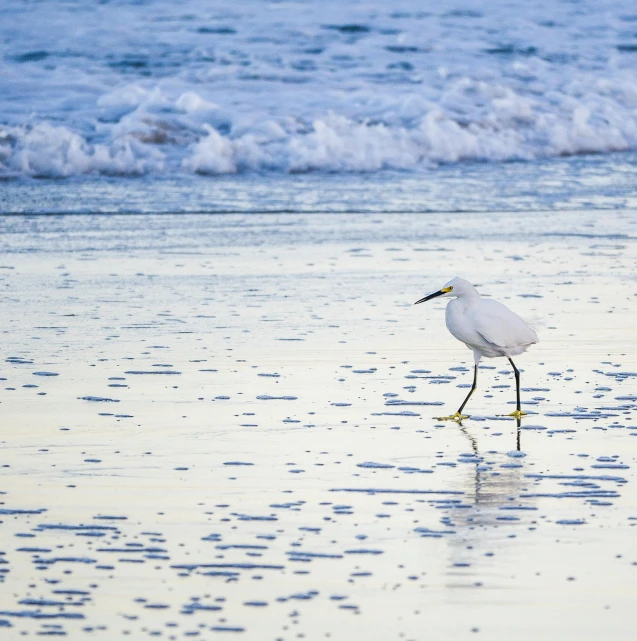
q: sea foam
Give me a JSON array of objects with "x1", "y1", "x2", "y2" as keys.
[{"x1": 1, "y1": 0, "x2": 637, "y2": 178}]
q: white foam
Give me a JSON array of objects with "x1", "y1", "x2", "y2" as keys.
[
  {"x1": 183, "y1": 124, "x2": 241, "y2": 174},
  {"x1": 2, "y1": 0, "x2": 637, "y2": 177},
  {"x1": 5, "y1": 123, "x2": 164, "y2": 178}
]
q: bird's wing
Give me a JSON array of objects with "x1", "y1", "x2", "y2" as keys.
[{"x1": 467, "y1": 299, "x2": 538, "y2": 348}]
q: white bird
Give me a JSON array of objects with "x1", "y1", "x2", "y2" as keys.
[{"x1": 414, "y1": 277, "x2": 539, "y2": 422}]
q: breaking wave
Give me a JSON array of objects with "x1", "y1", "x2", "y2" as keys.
[{"x1": 2, "y1": 0, "x2": 637, "y2": 178}]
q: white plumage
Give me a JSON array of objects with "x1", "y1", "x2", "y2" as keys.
[{"x1": 415, "y1": 277, "x2": 539, "y2": 421}]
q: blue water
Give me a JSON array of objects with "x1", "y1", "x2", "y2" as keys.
[
  {"x1": 1, "y1": 0, "x2": 636, "y2": 212},
  {"x1": 1, "y1": 151, "x2": 636, "y2": 214},
  {"x1": 2, "y1": 0, "x2": 637, "y2": 177}
]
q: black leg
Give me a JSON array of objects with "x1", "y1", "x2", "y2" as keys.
[
  {"x1": 458, "y1": 363, "x2": 479, "y2": 415},
  {"x1": 507, "y1": 357, "x2": 521, "y2": 413}
]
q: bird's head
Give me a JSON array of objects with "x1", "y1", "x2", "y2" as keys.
[{"x1": 414, "y1": 277, "x2": 477, "y2": 305}]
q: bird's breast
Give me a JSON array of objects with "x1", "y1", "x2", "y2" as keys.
[
  {"x1": 445, "y1": 298, "x2": 507, "y2": 357},
  {"x1": 445, "y1": 299, "x2": 480, "y2": 345}
]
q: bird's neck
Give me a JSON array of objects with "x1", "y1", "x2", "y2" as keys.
[{"x1": 449, "y1": 293, "x2": 480, "y2": 313}]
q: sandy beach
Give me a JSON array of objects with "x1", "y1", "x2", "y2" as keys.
[{"x1": 1, "y1": 210, "x2": 636, "y2": 639}]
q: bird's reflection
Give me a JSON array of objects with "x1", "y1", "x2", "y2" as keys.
[
  {"x1": 458, "y1": 415, "x2": 521, "y2": 450},
  {"x1": 456, "y1": 419, "x2": 524, "y2": 509},
  {"x1": 435, "y1": 419, "x2": 533, "y2": 585}
]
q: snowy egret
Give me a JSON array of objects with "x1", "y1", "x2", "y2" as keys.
[{"x1": 414, "y1": 277, "x2": 539, "y2": 421}]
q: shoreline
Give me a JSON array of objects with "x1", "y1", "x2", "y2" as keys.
[{"x1": 1, "y1": 210, "x2": 636, "y2": 639}]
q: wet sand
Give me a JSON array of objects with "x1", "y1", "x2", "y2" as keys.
[{"x1": 1, "y1": 210, "x2": 637, "y2": 640}]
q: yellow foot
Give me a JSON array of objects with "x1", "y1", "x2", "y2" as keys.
[
  {"x1": 507, "y1": 410, "x2": 527, "y2": 420},
  {"x1": 435, "y1": 412, "x2": 469, "y2": 423}
]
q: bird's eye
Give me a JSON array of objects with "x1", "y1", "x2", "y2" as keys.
[{"x1": 448, "y1": 286, "x2": 453, "y2": 291}]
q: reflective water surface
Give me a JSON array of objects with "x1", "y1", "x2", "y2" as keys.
[{"x1": 1, "y1": 211, "x2": 636, "y2": 639}]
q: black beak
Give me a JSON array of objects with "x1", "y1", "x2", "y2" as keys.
[{"x1": 414, "y1": 289, "x2": 445, "y2": 305}]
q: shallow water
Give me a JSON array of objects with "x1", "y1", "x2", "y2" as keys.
[
  {"x1": 1, "y1": 211, "x2": 636, "y2": 639},
  {"x1": 3, "y1": 151, "x2": 637, "y2": 214}
]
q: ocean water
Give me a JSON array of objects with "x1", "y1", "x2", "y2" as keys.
[
  {"x1": 1, "y1": 0, "x2": 637, "y2": 195},
  {"x1": 0, "y1": 150, "x2": 636, "y2": 214}
]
